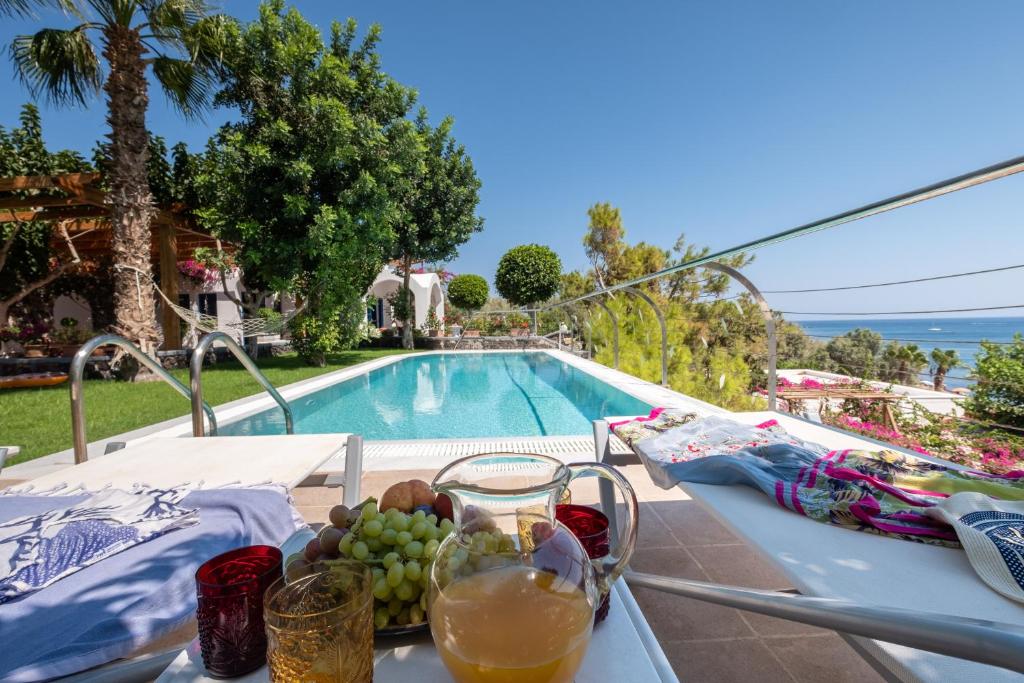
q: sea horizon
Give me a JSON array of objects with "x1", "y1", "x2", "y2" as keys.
[{"x1": 793, "y1": 316, "x2": 1024, "y2": 389}]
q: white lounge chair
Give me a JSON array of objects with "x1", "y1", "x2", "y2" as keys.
[
  {"x1": 6, "y1": 434, "x2": 364, "y2": 683},
  {"x1": 593, "y1": 411, "x2": 1024, "y2": 681}
]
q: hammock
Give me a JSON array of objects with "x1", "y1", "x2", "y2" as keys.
[{"x1": 116, "y1": 265, "x2": 298, "y2": 340}]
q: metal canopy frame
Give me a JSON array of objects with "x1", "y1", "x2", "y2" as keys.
[
  {"x1": 591, "y1": 296, "x2": 620, "y2": 369},
  {"x1": 701, "y1": 262, "x2": 777, "y2": 410}
]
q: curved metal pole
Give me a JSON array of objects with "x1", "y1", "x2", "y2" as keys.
[
  {"x1": 593, "y1": 297, "x2": 620, "y2": 369},
  {"x1": 70, "y1": 334, "x2": 217, "y2": 464},
  {"x1": 626, "y1": 571, "x2": 1024, "y2": 675},
  {"x1": 190, "y1": 331, "x2": 293, "y2": 436},
  {"x1": 622, "y1": 286, "x2": 668, "y2": 386},
  {"x1": 702, "y1": 262, "x2": 777, "y2": 410}
]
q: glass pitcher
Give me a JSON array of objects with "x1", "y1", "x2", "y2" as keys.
[{"x1": 428, "y1": 453, "x2": 638, "y2": 683}]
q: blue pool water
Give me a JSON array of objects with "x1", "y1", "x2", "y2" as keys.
[{"x1": 221, "y1": 353, "x2": 652, "y2": 440}]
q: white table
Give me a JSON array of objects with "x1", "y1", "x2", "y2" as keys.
[
  {"x1": 21, "y1": 435, "x2": 347, "y2": 491},
  {"x1": 157, "y1": 529, "x2": 678, "y2": 683},
  {"x1": 682, "y1": 411, "x2": 1024, "y2": 683}
]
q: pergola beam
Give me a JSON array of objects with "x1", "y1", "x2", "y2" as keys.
[{"x1": 0, "y1": 172, "x2": 100, "y2": 192}]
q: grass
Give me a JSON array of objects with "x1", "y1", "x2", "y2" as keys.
[{"x1": 1, "y1": 349, "x2": 414, "y2": 466}]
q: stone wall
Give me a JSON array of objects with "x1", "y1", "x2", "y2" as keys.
[
  {"x1": 415, "y1": 335, "x2": 559, "y2": 351},
  {"x1": 0, "y1": 340, "x2": 293, "y2": 377}
]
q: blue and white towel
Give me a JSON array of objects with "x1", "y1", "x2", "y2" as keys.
[
  {"x1": 0, "y1": 487, "x2": 198, "y2": 603},
  {"x1": 0, "y1": 486, "x2": 304, "y2": 682}
]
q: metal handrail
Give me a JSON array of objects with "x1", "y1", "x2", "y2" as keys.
[
  {"x1": 69, "y1": 334, "x2": 218, "y2": 464},
  {"x1": 189, "y1": 331, "x2": 293, "y2": 437},
  {"x1": 625, "y1": 571, "x2": 1024, "y2": 675}
]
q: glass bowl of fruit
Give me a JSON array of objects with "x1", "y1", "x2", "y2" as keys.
[{"x1": 283, "y1": 479, "x2": 456, "y2": 635}]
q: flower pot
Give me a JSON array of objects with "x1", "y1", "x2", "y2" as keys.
[
  {"x1": 23, "y1": 344, "x2": 47, "y2": 358},
  {"x1": 510, "y1": 328, "x2": 528, "y2": 337},
  {"x1": 428, "y1": 330, "x2": 440, "y2": 337},
  {"x1": 463, "y1": 330, "x2": 480, "y2": 338}
]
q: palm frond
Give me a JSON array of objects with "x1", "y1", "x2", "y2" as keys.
[
  {"x1": 10, "y1": 25, "x2": 102, "y2": 106},
  {"x1": 151, "y1": 54, "x2": 212, "y2": 118},
  {"x1": 0, "y1": 0, "x2": 79, "y2": 18}
]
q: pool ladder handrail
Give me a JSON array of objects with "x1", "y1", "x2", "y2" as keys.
[
  {"x1": 189, "y1": 331, "x2": 293, "y2": 437},
  {"x1": 70, "y1": 334, "x2": 218, "y2": 464}
]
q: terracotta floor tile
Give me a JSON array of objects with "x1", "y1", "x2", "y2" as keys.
[
  {"x1": 661, "y1": 638, "x2": 795, "y2": 682},
  {"x1": 647, "y1": 499, "x2": 740, "y2": 547},
  {"x1": 764, "y1": 634, "x2": 886, "y2": 683},
  {"x1": 629, "y1": 545, "x2": 706, "y2": 579},
  {"x1": 632, "y1": 586, "x2": 756, "y2": 642},
  {"x1": 740, "y1": 610, "x2": 832, "y2": 638},
  {"x1": 688, "y1": 543, "x2": 794, "y2": 591},
  {"x1": 290, "y1": 485, "x2": 342, "y2": 507}
]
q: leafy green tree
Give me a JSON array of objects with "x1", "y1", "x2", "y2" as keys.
[
  {"x1": 196, "y1": 2, "x2": 415, "y2": 363},
  {"x1": 826, "y1": 328, "x2": 882, "y2": 378},
  {"x1": 495, "y1": 244, "x2": 562, "y2": 307},
  {"x1": 0, "y1": 104, "x2": 91, "y2": 324},
  {"x1": 878, "y1": 342, "x2": 928, "y2": 385},
  {"x1": 390, "y1": 111, "x2": 483, "y2": 348},
  {"x1": 447, "y1": 274, "x2": 489, "y2": 312},
  {"x1": 930, "y1": 348, "x2": 962, "y2": 391},
  {"x1": 965, "y1": 335, "x2": 1024, "y2": 428},
  {"x1": 4, "y1": 0, "x2": 232, "y2": 351}
]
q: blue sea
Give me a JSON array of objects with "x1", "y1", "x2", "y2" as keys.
[{"x1": 795, "y1": 317, "x2": 1024, "y2": 389}]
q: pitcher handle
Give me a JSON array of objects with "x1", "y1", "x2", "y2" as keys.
[{"x1": 566, "y1": 462, "x2": 638, "y2": 587}]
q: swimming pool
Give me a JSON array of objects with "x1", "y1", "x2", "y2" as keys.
[{"x1": 220, "y1": 352, "x2": 652, "y2": 440}]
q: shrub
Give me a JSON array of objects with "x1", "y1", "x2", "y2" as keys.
[
  {"x1": 964, "y1": 334, "x2": 1024, "y2": 428},
  {"x1": 447, "y1": 274, "x2": 489, "y2": 312},
  {"x1": 495, "y1": 244, "x2": 561, "y2": 306}
]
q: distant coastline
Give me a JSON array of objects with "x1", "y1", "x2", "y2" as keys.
[{"x1": 794, "y1": 316, "x2": 1024, "y2": 389}]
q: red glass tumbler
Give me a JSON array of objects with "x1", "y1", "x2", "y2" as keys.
[
  {"x1": 196, "y1": 545, "x2": 283, "y2": 677},
  {"x1": 556, "y1": 504, "x2": 612, "y2": 623}
]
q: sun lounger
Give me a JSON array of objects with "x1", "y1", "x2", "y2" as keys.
[
  {"x1": 0, "y1": 434, "x2": 364, "y2": 682},
  {"x1": 594, "y1": 410, "x2": 1024, "y2": 682}
]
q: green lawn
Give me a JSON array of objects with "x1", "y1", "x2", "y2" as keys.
[{"x1": 1, "y1": 349, "x2": 414, "y2": 466}]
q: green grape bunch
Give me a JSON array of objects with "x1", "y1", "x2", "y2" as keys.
[{"x1": 285, "y1": 498, "x2": 457, "y2": 630}]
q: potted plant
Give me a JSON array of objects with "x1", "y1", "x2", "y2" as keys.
[
  {"x1": 17, "y1": 321, "x2": 50, "y2": 357},
  {"x1": 507, "y1": 312, "x2": 530, "y2": 337},
  {"x1": 50, "y1": 318, "x2": 93, "y2": 357},
  {"x1": 0, "y1": 324, "x2": 21, "y2": 357},
  {"x1": 423, "y1": 308, "x2": 441, "y2": 337},
  {"x1": 463, "y1": 318, "x2": 482, "y2": 337},
  {"x1": 487, "y1": 316, "x2": 510, "y2": 336},
  {"x1": 444, "y1": 312, "x2": 463, "y2": 338}
]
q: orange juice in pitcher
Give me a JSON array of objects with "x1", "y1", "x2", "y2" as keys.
[
  {"x1": 427, "y1": 453, "x2": 639, "y2": 683},
  {"x1": 431, "y1": 565, "x2": 592, "y2": 683}
]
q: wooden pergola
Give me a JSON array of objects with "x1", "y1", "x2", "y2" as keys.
[
  {"x1": 778, "y1": 386, "x2": 903, "y2": 430},
  {"x1": 0, "y1": 172, "x2": 228, "y2": 350}
]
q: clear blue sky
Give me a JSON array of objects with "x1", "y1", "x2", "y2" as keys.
[{"x1": 2, "y1": 1, "x2": 1023, "y2": 319}]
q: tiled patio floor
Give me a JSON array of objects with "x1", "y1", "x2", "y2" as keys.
[{"x1": 293, "y1": 463, "x2": 885, "y2": 683}]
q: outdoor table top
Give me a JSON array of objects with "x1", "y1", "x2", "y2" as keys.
[
  {"x1": 19, "y1": 435, "x2": 347, "y2": 491},
  {"x1": 156, "y1": 528, "x2": 677, "y2": 683},
  {"x1": 682, "y1": 410, "x2": 1024, "y2": 683}
]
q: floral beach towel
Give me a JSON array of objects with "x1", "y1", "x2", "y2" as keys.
[
  {"x1": 613, "y1": 412, "x2": 1024, "y2": 547},
  {"x1": 0, "y1": 487, "x2": 198, "y2": 603}
]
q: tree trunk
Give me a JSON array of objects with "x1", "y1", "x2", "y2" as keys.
[
  {"x1": 103, "y1": 26, "x2": 160, "y2": 362},
  {"x1": 934, "y1": 369, "x2": 946, "y2": 392},
  {"x1": 401, "y1": 255, "x2": 414, "y2": 350}
]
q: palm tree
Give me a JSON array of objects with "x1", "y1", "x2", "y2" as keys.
[
  {"x1": 930, "y1": 348, "x2": 961, "y2": 392},
  {"x1": 3, "y1": 0, "x2": 231, "y2": 353},
  {"x1": 895, "y1": 343, "x2": 928, "y2": 385}
]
